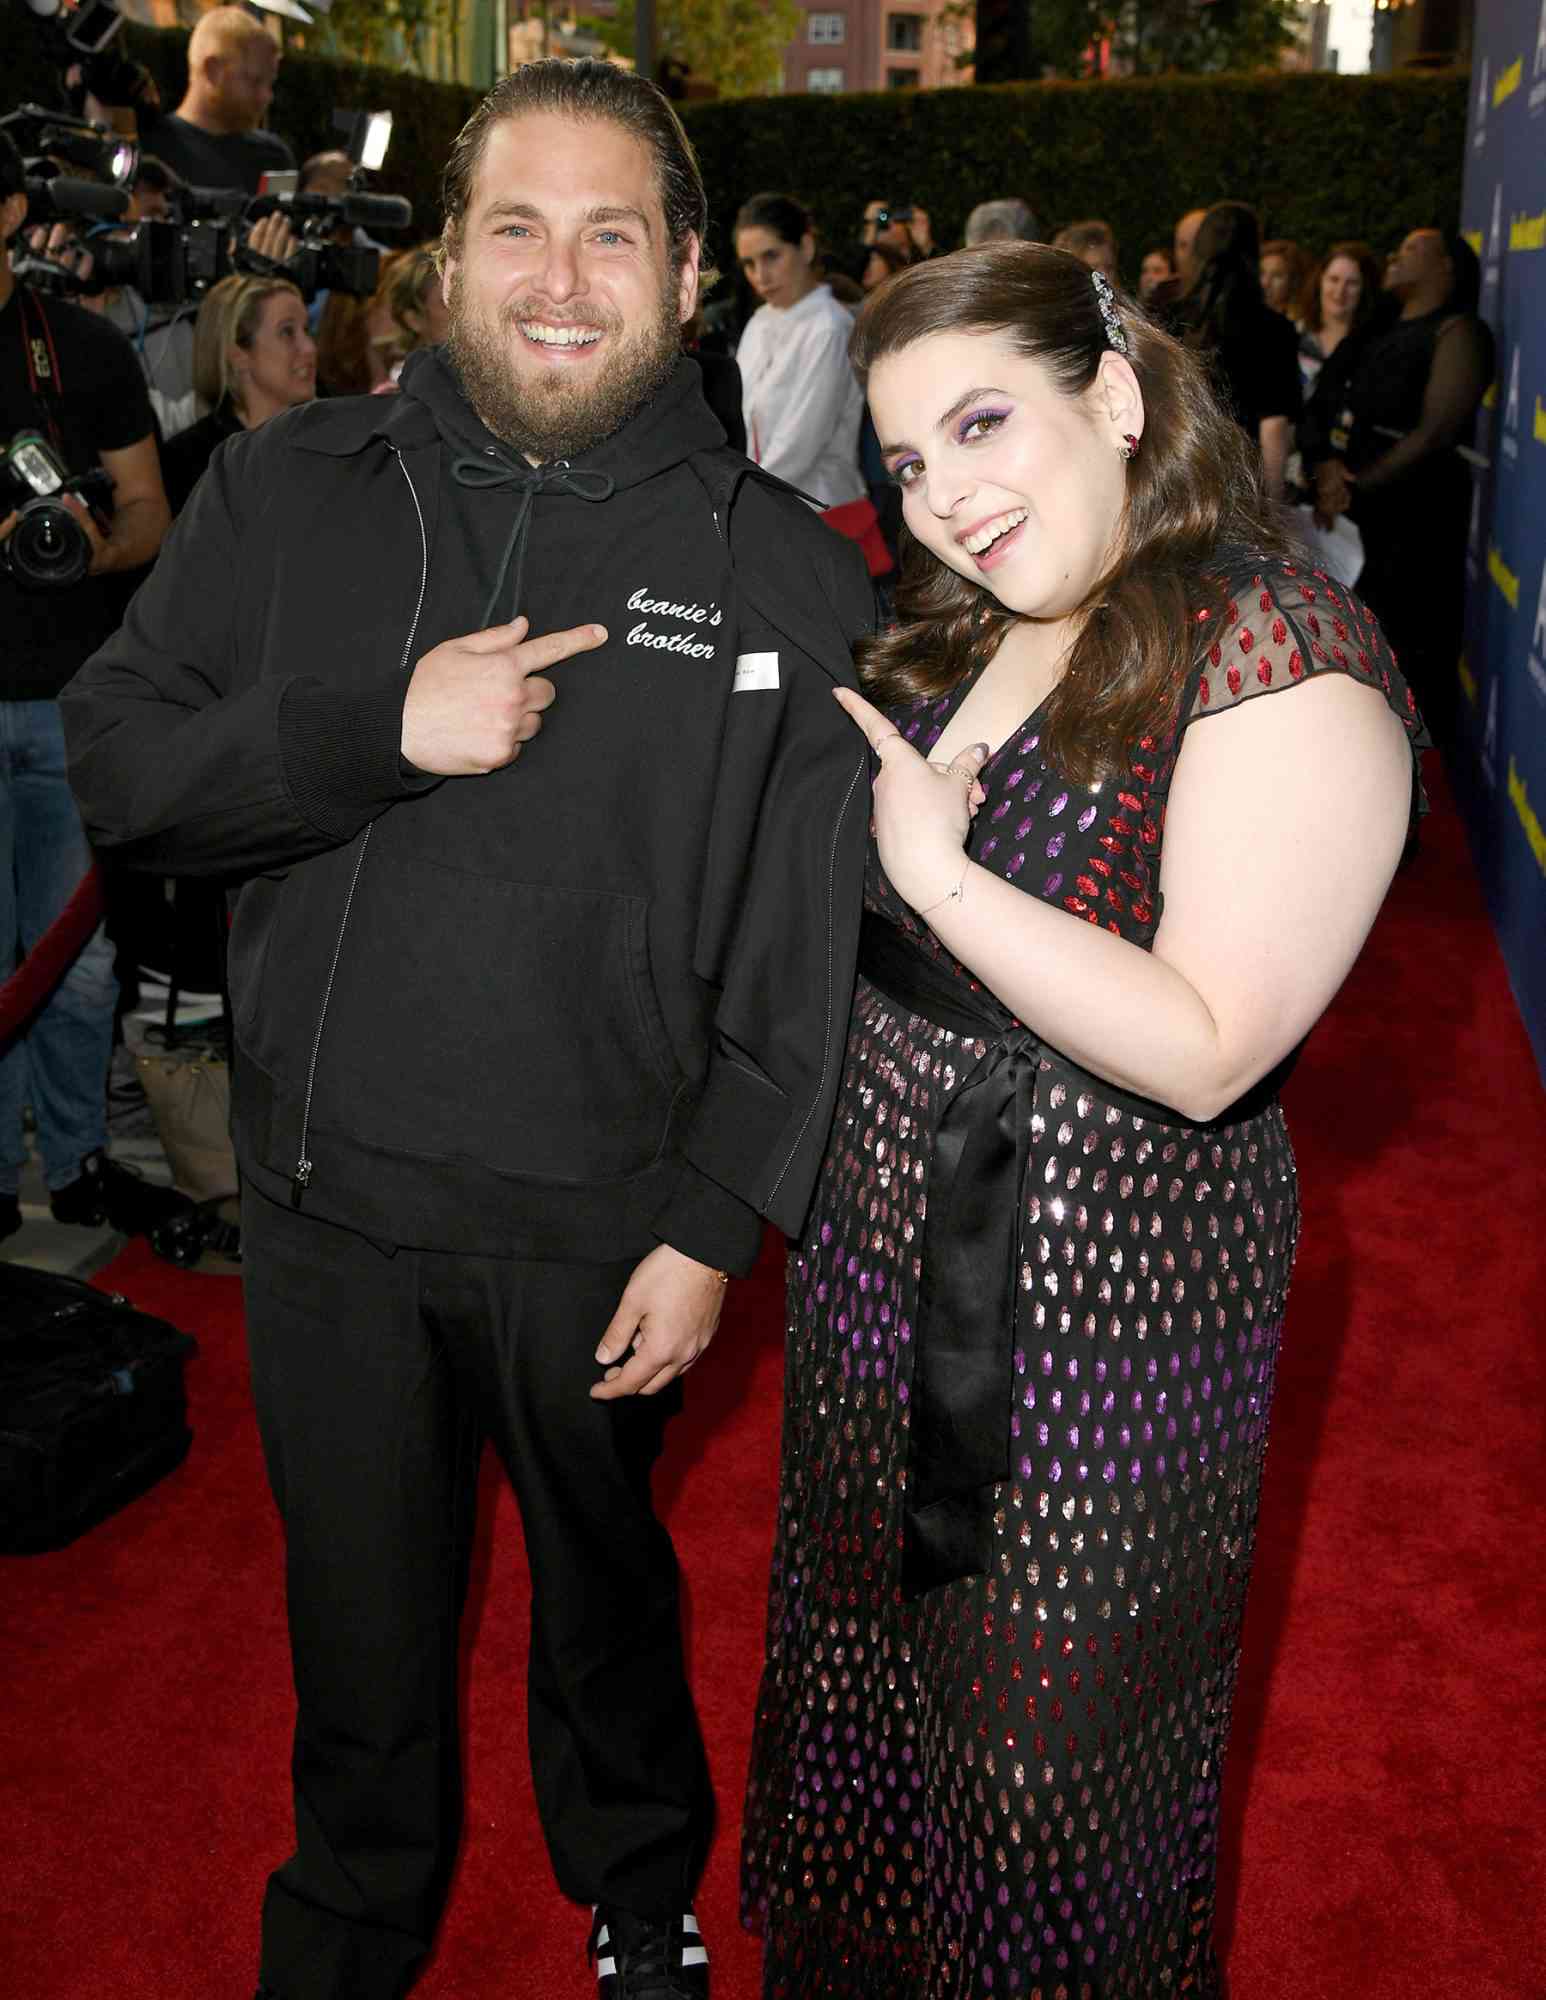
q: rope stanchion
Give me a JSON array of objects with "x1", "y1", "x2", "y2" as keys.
[{"x1": 0, "y1": 864, "x2": 106, "y2": 1044}]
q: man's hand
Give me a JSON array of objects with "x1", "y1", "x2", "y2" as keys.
[
  {"x1": 25, "y1": 224, "x2": 96, "y2": 299},
  {"x1": 906, "y1": 205, "x2": 934, "y2": 256},
  {"x1": 246, "y1": 211, "x2": 298, "y2": 265},
  {"x1": 591, "y1": 1244, "x2": 729, "y2": 1400},
  {"x1": 67, "y1": 496, "x2": 111, "y2": 572},
  {"x1": 400, "y1": 614, "x2": 606, "y2": 776}
]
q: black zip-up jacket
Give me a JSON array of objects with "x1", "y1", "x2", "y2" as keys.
[{"x1": 61, "y1": 356, "x2": 873, "y2": 1272}]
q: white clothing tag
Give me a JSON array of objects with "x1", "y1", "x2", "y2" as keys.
[{"x1": 733, "y1": 651, "x2": 780, "y2": 692}]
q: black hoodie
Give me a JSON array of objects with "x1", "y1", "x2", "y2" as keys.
[{"x1": 63, "y1": 352, "x2": 874, "y2": 1272}]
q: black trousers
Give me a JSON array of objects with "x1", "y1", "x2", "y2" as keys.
[{"x1": 242, "y1": 1189, "x2": 713, "y2": 2000}]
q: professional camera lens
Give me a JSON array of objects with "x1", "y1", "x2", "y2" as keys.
[{"x1": 5, "y1": 500, "x2": 93, "y2": 589}]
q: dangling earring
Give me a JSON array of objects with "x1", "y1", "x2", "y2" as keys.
[{"x1": 1119, "y1": 433, "x2": 1140, "y2": 462}]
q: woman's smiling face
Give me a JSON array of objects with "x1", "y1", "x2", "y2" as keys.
[{"x1": 868, "y1": 328, "x2": 1139, "y2": 621}]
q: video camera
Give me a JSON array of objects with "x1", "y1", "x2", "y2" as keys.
[
  {"x1": 3, "y1": 101, "x2": 134, "y2": 230},
  {"x1": 3, "y1": 98, "x2": 411, "y2": 309},
  {"x1": 0, "y1": 431, "x2": 111, "y2": 590},
  {"x1": 243, "y1": 179, "x2": 414, "y2": 304}
]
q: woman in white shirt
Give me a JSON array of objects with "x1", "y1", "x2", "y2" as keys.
[{"x1": 733, "y1": 193, "x2": 866, "y2": 506}]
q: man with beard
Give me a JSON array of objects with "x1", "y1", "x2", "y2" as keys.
[{"x1": 61, "y1": 59, "x2": 873, "y2": 2000}]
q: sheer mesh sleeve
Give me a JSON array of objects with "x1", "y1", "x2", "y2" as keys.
[{"x1": 1179, "y1": 561, "x2": 1432, "y2": 814}]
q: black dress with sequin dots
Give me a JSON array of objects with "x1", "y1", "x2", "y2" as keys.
[{"x1": 741, "y1": 560, "x2": 1427, "y2": 2000}]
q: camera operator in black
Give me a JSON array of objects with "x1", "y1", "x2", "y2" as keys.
[
  {"x1": 111, "y1": 5, "x2": 295, "y2": 199},
  {"x1": 0, "y1": 130, "x2": 170, "y2": 1236}
]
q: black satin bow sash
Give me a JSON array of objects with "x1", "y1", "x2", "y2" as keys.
[
  {"x1": 857, "y1": 913, "x2": 1182, "y2": 1600},
  {"x1": 858, "y1": 914, "x2": 1038, "y2": 1598}
]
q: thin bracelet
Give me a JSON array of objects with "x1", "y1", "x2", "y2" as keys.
[{"x1": 917, "y1": 859, "x2": 969, "y2": 917}]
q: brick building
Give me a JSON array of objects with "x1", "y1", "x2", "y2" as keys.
[{"x1": 782, "y1": 0, "x2": 973, "y2": 95}]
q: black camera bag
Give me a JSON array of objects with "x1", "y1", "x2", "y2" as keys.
[{"x1": 0, "y1": 1263, "x2": 197, "y2": 1554}]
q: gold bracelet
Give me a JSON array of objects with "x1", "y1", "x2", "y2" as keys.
[{"x1": 917, "y1": 860, "x2": 968, "y2": 918}]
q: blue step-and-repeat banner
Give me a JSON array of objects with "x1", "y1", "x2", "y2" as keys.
[{"x1": 1459, "y1": 0, "x2": 1546, "y2": 1083}]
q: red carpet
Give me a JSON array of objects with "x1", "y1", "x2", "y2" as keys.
[{"x1": 5, "y1": 767, "x2": 1544, "y2": 2000}]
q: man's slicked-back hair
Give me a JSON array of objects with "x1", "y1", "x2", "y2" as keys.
[{"x1": 441, "y1": 58, "x2": 708, "y2": 264}]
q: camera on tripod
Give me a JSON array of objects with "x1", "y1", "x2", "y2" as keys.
[{"x1": 0, "y1": 432, "x2": 111, "y2": 590}]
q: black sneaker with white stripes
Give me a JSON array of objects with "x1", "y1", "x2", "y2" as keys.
[{"x1": 587, "y1": 1904, "x2": 709, "y2": 2000}]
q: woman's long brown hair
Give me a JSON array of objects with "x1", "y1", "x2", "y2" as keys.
[{"x1": 850, "y1": 243, "x2": 1292, "y2": 786}]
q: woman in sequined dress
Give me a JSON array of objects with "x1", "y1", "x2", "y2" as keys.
[{"x1": 741, "y1": 245, "x2": 1426, "y2": 2000}]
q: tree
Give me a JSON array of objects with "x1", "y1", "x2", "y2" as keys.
[
  {"x1": 1118, "y1": 0, "x2": 1298, "y2": 73},
  {"x1": 298, "y1": 0, "x2": 459, "y2": 75},
  {"x1": 945, "y1": 0, "x2": 1297, "y2": 79},
  {"x1": 576, "y1": 0, "x2": 803, "y2": 97}
]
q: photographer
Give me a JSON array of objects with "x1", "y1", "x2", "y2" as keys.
[
  {"x1": 0, "y1": 129, "x2": 169, "y2": 1237},
  {"x1": 113, "y1": 6, "x2": 294, "y2": 199},
  {"x1": 860, "y1": 197, "x2": 935, "y2": 260},
  {"x1": 75, "y1": 158, "x2": 201, "y2": 438}
]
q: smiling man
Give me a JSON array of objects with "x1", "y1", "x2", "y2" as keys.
[{"x1": 62, "y1": 58, "x2": 874, "y2": 2000}]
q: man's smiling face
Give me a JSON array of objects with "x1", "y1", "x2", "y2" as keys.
[{"x1": 441, "y1": 110, "x2": 700, "y2": 463}]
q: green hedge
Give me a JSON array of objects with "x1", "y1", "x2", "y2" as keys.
[
  {"x1": 0, "y1": 16, "x2": 1467, "y2": 285},
  {"x1": 686, "y1": 70, "x2": 1471, "y2": 286}
]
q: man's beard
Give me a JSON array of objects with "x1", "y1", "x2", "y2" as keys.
[{"x1": 446, "y1": 268, "x2": 683, "y2": 462}]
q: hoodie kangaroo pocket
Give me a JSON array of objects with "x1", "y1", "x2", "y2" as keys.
[{"x1": 306, "y1": 859, "x2": 683, "y2": 1183}]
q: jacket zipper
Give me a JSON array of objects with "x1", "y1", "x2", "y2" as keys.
[{"x1": 292, "y1": 443, "x2": 430, "y2": 1206}]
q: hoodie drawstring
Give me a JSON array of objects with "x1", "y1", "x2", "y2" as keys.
[{"x1": 450, "y1": 453, "x2": 616, "y2": 628}]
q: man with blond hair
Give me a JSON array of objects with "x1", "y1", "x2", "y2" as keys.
[{"x1": 137, "y1": 5, "x2": 294, "y2": 196}]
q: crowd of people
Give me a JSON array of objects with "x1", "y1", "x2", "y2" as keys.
[
  {"x1": 710, "y1": 182, "x2": 1490, "y2": 741},
  {"x1": 1, "y1": 27, "x2": 1491, "y2": 2000}
]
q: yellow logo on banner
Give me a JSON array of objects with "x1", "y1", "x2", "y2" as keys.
[
  {"x1": 1537, "y1": 395, "x2": 1546, "y2": 443},
  {"x1": 1489, "y1": 545, "x2": 1520, "y2": 607},
  {"x1": 1465, "y1": 229, "x2": 1484, "y2": 256},
  {"x1": 1484, "y1": 380, "x2": 1499, "y2": 408},
  {"x1": 1511, "y1": 210, "x2": 1546, "y2": 249},
  {"x1": 1494, "y1": 56, "x2": 1523, "y2": 103},
  {"x1": 1508, "y1": 759, "x2": 1546, "y2": 876},
  {"x1": 1458, "y1": 654, "x2": 1478, "y2": 705}
]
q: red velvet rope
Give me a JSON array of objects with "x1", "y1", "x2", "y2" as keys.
[{"x1": 0, "y1": 865, "x2": 105, "y2": 1042}]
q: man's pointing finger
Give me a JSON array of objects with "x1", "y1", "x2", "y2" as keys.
[{"x1": 516, "y1": 623, "x2": 609, "y2": 673}]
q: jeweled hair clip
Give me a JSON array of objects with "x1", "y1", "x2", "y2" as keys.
[{"x1": 1090, "y1": 269, "x2": 1130, "y2": 355}]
